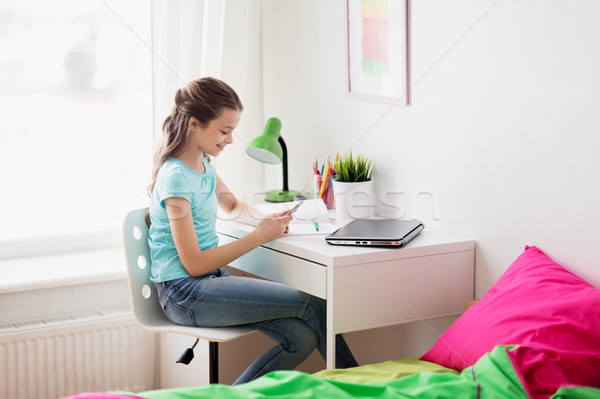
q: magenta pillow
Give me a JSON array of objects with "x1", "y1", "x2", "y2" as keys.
[{"x1": 421, "y1": 245, "x2": 600, "y2": 387}]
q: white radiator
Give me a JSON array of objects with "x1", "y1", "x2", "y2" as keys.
[{"x1": 0, "y1": 310, "x2": 157, "y2": 399}]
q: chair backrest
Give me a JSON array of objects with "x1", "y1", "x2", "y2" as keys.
[{"x1": 123, "y1": 207, "x2": 172, "y2": 327}]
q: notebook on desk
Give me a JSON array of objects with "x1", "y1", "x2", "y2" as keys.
[{"x1": 325, "y1": 219, "x2": 424, "y2": 247}]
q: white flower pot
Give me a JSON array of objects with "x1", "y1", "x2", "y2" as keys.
[{"x1": 332, "y1": 180, "x2": 374, "y2": 220}]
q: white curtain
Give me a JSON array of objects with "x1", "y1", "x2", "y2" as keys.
[{"x1": 151, "y1": 0, "x2": 265, "y2": 198}]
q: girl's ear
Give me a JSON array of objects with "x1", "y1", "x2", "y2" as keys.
[{"x1": 188, "y1": 117, "x2": 201, "y2": 132}]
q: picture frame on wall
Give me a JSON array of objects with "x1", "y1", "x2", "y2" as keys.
[{"x1": 345, "y1": 0, "x2": 409, "y2": 105}]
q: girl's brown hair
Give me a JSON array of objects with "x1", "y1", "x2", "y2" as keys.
[{"x1": 148, "y1": 77, "x2": 243, "y2": 193}]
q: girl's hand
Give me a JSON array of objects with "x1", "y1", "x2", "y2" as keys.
[
  {"x1": 265, "y1": 210, "x2": 291, "y2": 219},
  {"x1": 254, "y1": 214, "x2": 293, "y2": 243}
]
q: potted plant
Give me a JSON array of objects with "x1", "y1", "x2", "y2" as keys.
[
  {"x1": 332, "y1": 152, "x2": 375, "y2": 219},
  {"x1": 333, "y1": 152, "x2": 374, "y2": 183}
]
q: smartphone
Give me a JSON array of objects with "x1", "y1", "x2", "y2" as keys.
[{"x1": 284, "y1": 201, "x2": 304, "y2": 216}]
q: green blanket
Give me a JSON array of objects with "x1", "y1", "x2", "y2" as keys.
[
  {"x1": 129, "y1": 346, "x2": 597, "y2": 399},
  {"x1": 65, "y1": 346, "x2": 599, "y2": 399},
  {"x1": 130, "y1": 347, "x2": 509, "y2": 399}
]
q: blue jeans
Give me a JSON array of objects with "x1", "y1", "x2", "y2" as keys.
[{"x1": 155, "y1": 268, "x2": 358, "y2": 385}]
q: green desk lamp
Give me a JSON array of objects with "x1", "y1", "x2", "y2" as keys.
[{"x1": 246, "y1": 117, "x2": 300, "y2": 202}]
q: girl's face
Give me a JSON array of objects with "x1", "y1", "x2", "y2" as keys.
[{"x1": 189, "y1": 108, "x2": 241, "y2": 157}]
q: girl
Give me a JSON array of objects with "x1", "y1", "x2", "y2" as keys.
[{"x1": 147, "y1": 77, "x2": 358, "y2": 385}]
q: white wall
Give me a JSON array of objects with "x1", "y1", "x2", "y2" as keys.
[
  {"x1": 230, "y1": 0, "x2": 600, "y2": 364},
  {"x1": 259, "y1": 0, "x2": 600, "y2": 296},
  {"x1": 200, "y1": 0, "x2": 600, "y2": 376}
]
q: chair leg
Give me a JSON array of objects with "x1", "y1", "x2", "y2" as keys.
[{"x1": 209, "y1": 341, "x2": 219, "y2": 384}]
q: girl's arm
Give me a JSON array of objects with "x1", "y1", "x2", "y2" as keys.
[
  {"x1": 164, "y1": 195, "x2": 292, "y2": 277},
  {"x1": 215, "y1": 174, "x2": 265, "y2": 226}
]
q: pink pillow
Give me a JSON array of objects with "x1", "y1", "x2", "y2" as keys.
[{"x1": 421, "y1": 246, "x2": 600, "y2": 388}]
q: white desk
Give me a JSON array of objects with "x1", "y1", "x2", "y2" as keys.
[{"x1": 216, "y1": 220, "x2": 475, "y2": 369}]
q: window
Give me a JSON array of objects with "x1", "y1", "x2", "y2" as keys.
[{"x1": 0, "y1": 0, "x2": 152, "y2": 249}]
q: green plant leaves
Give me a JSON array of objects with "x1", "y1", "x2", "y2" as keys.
[{"x1": 333, "y1": 152, "x2": 374, "y2": 182}]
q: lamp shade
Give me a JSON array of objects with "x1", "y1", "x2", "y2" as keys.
[
  {"x1": 246, "y1": 118, "x2": 282, "y2": 164},
  {"x1": 246, "y1": 117, "x2": 300, "y2": 202}
]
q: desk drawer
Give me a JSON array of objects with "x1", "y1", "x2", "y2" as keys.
[
  {"x1": 218, "y1": 233, "x2": 327, "y2": 299},
  {"x1": 332, "y1": 250, "x2": 474, "y2": 332}
]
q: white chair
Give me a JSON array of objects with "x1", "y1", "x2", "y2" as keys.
[{"x1": 123, "y1": 207, "x2": 255, "y2": 384}]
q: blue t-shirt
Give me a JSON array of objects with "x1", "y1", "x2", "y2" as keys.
[{"x1": 148, "y1": 157, "x2": 219, "y2": 282}]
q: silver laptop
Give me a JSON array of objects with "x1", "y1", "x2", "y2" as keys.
[{"x1": 325, "y1": 219, "x2": 424, "y2": 247}]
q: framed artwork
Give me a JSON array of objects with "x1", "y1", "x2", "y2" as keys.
[{"x1": 345, "y1": 0, "x2": 409, "y2": 105}]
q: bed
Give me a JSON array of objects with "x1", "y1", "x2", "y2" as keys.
[{"x1": 63, "y1": 246, "x2": 600, "y2": 399}]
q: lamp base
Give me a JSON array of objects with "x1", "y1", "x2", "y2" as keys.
[{"x1": 265, "y1": 189, "x2": 301, "y2": 202}]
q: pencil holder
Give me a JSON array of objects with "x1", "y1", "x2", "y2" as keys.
[
  {"x1": 313, "y1": 175, "x2": 322, "y2": 199},
  {"x1": 315, "y1": 175, "x2": 335, "y2": 209}
]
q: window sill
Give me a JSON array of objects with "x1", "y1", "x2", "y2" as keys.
[
  {"x1": 0, "y1": 248, "x2": 126, "y2": 294},
  {"x1": 0, "y1": 248, "x2": 131, "y2": 326}
]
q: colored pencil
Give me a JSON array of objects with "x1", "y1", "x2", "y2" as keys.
[{"x1": 319, "y1": 159, "x2": 331, "y2": 199}]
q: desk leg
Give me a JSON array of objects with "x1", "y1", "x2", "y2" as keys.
[
  {"x1": 326, "y1": 267, "x2": 336, "y2": 369},
  {"x1": 326, "y1": 328, "x2": 336, "y2": 369}
]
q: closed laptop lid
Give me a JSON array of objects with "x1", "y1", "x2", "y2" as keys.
[{"x1": 325, "y1": 219, "x2": 424, "y2": 247}]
